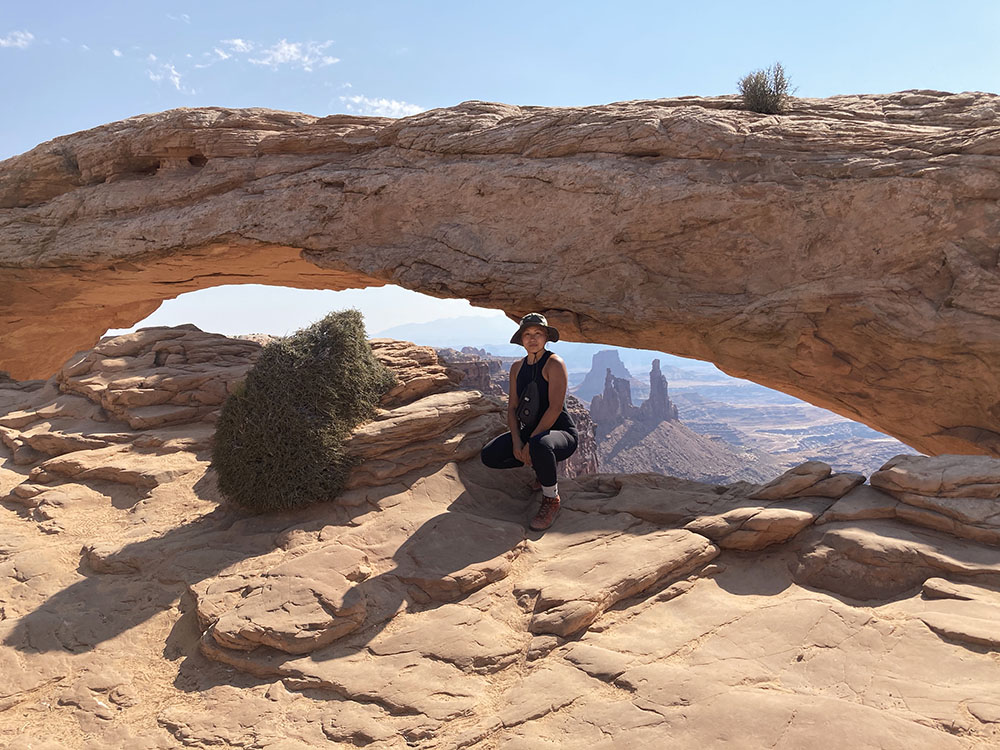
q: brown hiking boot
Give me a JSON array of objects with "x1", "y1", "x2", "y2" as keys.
[{"x1": 530, "y1": 495, "x2": 560, "y2": 531}]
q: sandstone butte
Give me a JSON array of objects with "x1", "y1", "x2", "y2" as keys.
[
  {"x1": 1, "y1": 91, "x2": 1000, "y2": 459},
  {"x1": 2, "y1": 325, "x2": 1000, "y2": 748}
]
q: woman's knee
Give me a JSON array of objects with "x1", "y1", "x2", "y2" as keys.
[
  {"x1": 528, "y1": 435, "x2": 555, "y2": 457},
  {"x1": 481, "y1": 443, "x2": 503, "y2": 468}
]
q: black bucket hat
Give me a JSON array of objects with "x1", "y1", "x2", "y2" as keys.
[{"x1": 510, "y1": 313, "x2": 560, "y2": 345}]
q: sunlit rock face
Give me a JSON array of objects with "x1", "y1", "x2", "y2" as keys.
[
  {"x1": 2, "y1": 92, "x2": 1000, "y2": 457},
  {"x1": 4, "y1": 326, "x2": 1000, "y2": 747}
]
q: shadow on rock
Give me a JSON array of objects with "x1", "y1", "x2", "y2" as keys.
[
  {"x1": 195, "y1": 493, "x2": 529, "y2": 676},
  {"x1": 2, "y1": 468, "x2": 393, "y2": 656}
]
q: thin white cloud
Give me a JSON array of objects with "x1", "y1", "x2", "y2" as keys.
[
  {"x1": 147, "y1": 62, "x2": 191, "y2": 94},
  {"x1": 193, "y1": 46, "x2": 232, "y2": 70},
  {"x1": 80, "y1": 44, "x2": 90, "y2": 52},
  {"x1": 339, "y1": 94, "x2": 424, "y2": 118},
  {"x1": 112, "y1": 48, "x2": 123, "y2": 57},
  {"x1": 0, "y1": 30, "x2": 34, "y2": 49},
  {"x1": 167, "y1": 13, "x2": 191, "y2": 24},
  {"x1": 134, "y1": 37, "x2": 343, "y2": 95},
  {"x1": 222, "y1": 38, "x2": 253, "y2": 53},
  {"x1": 249, "y1": 39, "x2": 339, "y2": 72}
]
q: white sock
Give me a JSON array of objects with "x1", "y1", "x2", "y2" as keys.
[{"x1": 541, "y1": 484, "x2": 558, "y2": 498}]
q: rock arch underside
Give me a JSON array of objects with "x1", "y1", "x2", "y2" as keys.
[{"x1": 2, "y1": 91, "x2": 1000, "y2": 457}]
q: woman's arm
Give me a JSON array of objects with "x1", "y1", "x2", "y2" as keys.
[{"x1": 530, "y1": 354, "x2": 569, "y2": 438}]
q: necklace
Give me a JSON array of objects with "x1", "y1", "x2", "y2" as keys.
[
  {"x1": 524, "y1": 350, "x2": 545, "y2": 386},
  {"x1": 526, "y1": 349, "x2": 544, "y2": 368}
]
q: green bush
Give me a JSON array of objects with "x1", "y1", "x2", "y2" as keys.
[
  {"x1": 211, "y1": 309, "x2": 396, "y2": 512},
  {"x1": 738, "y1": 62, "x2": 793, "y2": 114}
]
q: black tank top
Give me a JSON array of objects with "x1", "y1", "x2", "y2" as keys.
[{"x1": 515, "y1": 350, "x2": 577, "y2": 436}]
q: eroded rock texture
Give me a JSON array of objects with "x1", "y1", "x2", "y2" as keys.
[
  {"x1": 2, "y1": 326, "x2": 1000, "y2": 748},
  {"x1": 2, "y1": 92, "x2": 1000, "y2": 457}
]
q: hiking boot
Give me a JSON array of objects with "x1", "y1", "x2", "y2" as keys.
[{"x1": 530, "y1": 495, "x2": 560, "y2": 531}]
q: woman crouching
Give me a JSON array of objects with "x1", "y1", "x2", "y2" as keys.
[{"x1": 480, "y1": 313, "x2": 578, "y2": 531}]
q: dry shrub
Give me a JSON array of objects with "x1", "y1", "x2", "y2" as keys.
[
  {"x1": 211, "y1": 309, "x2": 396, "y2": 512},
  {"x1": 738, "y1": 62, "x2": 794, "y2": 114}
]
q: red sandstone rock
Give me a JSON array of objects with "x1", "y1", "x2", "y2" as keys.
[
  {"x1": 3, "y1": 326, "x2": 1000, "y2": 748},
  {"x1": 3, "y1": 94, "x2": 1000, "y2": 457}
]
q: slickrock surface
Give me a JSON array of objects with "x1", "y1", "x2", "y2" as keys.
[
  {"x1": 3, "y1": 92, "x2": 1000, "y2": 458},
  {"x1": 2, "y1": 327, "x2": 1000, "y2": 748}
]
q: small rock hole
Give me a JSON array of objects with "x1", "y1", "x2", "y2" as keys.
[
  {"x1": 188, "y1": 154, "x2": 208, "y2": 168},
  {"x1": 133, "y1": 158, "x2": 161, "y2": 176}
]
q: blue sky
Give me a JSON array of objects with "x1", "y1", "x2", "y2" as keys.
[{"x1": 3, "y1": 1, "x2": 999, "y2": 337}]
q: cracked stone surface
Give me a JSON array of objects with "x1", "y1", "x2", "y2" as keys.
[
  {"x1": 4, "y1": 94, "x2": 1000, "y2": 460},
  {"x1": 2, "y1": 327, "x2": 1000, "y2": 748}
]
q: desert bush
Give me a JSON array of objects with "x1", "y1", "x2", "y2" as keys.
[
  {"x1": 738, "y1": 62, "x2": 793, "y2": 114},
  {"x1": 211, "y1": 309, "x2": 396, "y2": 513}
]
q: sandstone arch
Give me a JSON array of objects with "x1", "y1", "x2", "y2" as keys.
[{"x1": 2, "y1": 92, "x2": 999, "y2": 457}]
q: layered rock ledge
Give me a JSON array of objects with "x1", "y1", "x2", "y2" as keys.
[
  {"x1": 3, "y1": 326, "x2": 1000, "y2": 747},
  {"x1": 2, "y1": 92, "x2": 1000, "y2": 457}
]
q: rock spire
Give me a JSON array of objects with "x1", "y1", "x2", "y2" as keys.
[{"x1": 638, "y1": 359, "x2": 679, "y2": 424}]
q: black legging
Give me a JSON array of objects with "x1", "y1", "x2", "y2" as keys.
[{"x1": 480, "y1": 428, "x2": 578, "y2": 487}]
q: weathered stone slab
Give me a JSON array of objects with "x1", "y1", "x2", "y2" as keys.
[
  {"x1": 918, "y1": 609, "x2": 1000, "y2": 649},
  {"x1": 498, "y1": 664, "x2": 597, "y2": 728},
  {"x1": 516, "y1": 528, "x2": 717, "y2": 636},
  {"x1": 749, "y1": 461, "x2": 831, "y2": 500},
  {"x1": 922, "y1": 576, "x2": 1000, "y2": 603},
  {"x1": 872, "y1": 454, "x2": 1000, "y2": 499},
  {"x1": 33, "y1": 445, "x2": 204, "y2": 488},
  {"x1": 0, "y1": 392, "x2": 104, "y2": 430},
  {"x1": 202, "y1": 642, "x2": 485, "y2": 724},
  {"x1": 391, "y1": 511, "x2": 525, "y2": 603},
  {"x1": 639, "y1": 689, "x2": 967, "y2": 750},
  {"x1": 561, "y1": 642, "x2": 631, "y2": 681},
  {"x1": 494, "y1": 696, "x2": 668, "y2": 749},
  {"x1": 687, "y1": 496, "x2": 833, "y2": 551},
  {"x1": 817, "y1": 484, "x2": 899, "y2": 524},
  {"x1": 794, "y1": 519, "x2": 1000, "y2": 600},
  {"x1": 58, "y1": 670, "x2": 140, "y2": 732},
  {"x1": 370, "y1": 604, "x2": 525, "y2": 673},
  {"x1": 345, "y1": 392, "x2": 504, "y2": 488},
  {"x1": 894, "y1": 490, "x2": 1000, "y2": 526},
  {"x1": 798, "y1": 471, "x2": 865, "y2": 497},
  {"x1": 206, "y1": 545, "x2": 370, "y2": 654},
  {"x1": 369, "y1": 338, "x2": 463, "y2": 407}
]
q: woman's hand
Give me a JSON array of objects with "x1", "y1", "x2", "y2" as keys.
[{"x1": 514, "y1": 442, "x2": 532, "y2": 467}]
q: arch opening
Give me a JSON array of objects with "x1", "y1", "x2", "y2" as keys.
[{"x1": 101, "y1": 283, "x2": 913, "y2": 483}]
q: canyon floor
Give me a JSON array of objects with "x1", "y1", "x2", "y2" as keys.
[{"x1": 2, "y1": 328, "x2": 999, "y2": 749}]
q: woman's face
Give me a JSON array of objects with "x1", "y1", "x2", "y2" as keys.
[{"x1": 520, "y1": 325, "x2": 548, "y2": 353}]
